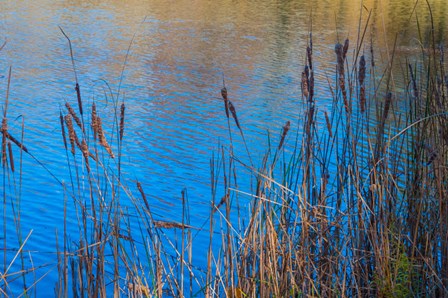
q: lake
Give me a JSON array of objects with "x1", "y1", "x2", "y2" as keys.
[{"x1": 0, "y1": 0, "x2": 446, "y2": 296}]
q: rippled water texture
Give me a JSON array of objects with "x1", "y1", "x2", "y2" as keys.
[{"x1": 0, "y1": 0, "x2": 446, "y2": 295}]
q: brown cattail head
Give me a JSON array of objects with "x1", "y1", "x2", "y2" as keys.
[
  {"x1": 307, "y1": 46, "x2": 313, "y2": 70},
  {"x1": 324, "y1": 111, "x2": 332, "y2": 138},
  {"x1": 2, "y1": 118, "x2": 7, "y2": 167},
  {"x1": 65, "y1": 102, "x2": 82, "y2": 129},
  {"x1": 278, "y1": 120, "x2": 291, "y2": 150},
  {"x1": 382, "y1": 92, "x2": 392, "y2": 123},
  {"x1": 8, "y1": 141, "x2": 14, "y2": 172},
  {"x1": 221, "y1": 87, "x2": 230, "y2": 119},
  {"x1": 60, "y1": 111, "x2": 67, "y2": 150},
  {"x1": 342, "y1": 38, "x2": 349, "y2": 59},
  {"x1": 301, "y1": 70, "x2": 309, "y2": 99},
  {"x1": 359, "y1": 55, "x2": 366, "y2": 113},
  {"x1": 75, "y1": 83, "x2": 83, "y2": 116},
  {"x1": 96, "y1": 116, "x2": 115, "y2": 158},
  {"x1": 335, "y1": 43, "x2": 344, "y2": 74},
  {"x1": 228, "y1": 100, "x2": 241, "y2": 130},
  {"x1": 154, "y1": 221, "x2": 192, "y2": 229},
  {"x1": 64, "y1": 114, "x2": 77, "y2": 155},
  {"x1": 119, "y1": 103, "x2": 125, "y2": 141},
  {"x1": 91, "y1": 102, "x2": 98, "y2": 140},
  {"x1": 80, "y1": 138, "x2": 90, "y2": 172}
]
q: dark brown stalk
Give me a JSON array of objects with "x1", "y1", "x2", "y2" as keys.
[{"x1": 137, "y1": 181, "x2": 150, "y2": 211}]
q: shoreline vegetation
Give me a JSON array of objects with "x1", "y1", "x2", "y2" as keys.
[{"x1": 2, "y1": 12, "x2": 448, "y2": 298}]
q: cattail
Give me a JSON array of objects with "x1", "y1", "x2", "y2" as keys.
[
  {"x1": 228, "y1": 100, "x2": 241, "y2": 130},
  {"x1": 91, "y1": 102, "x2": 98, "y2": 140},
  {"x1": 96, "y1": 117, "x2": 115, "y2": 158},
  {"x1": 8, "y1": 141, "x2": 14, "y2": 172},
  {"x1": 221, "y1": 87, "x2": 230, "y2": 119},
  {"x1": 1, "y1": 131, "x2": 28, "y2": 153},
  {"x1": 60, "y1": 111, "x2": 67, "y2": 150},
  {"x1": 342, "y1": 38, "x2": 349, "y2": 59},
  {"x1": 382, "y1": 92, "x2": 392, "y2": 122},
  {"x1": 324, "y1": 111, "x2": 332, "y2": 138},
  {"x1": 359, "y1": 55, "x2": 366, "y2": 113},
  {"x1": 65, "y1": 114, "x2": 77, "y2": 155},
  {"x1": 307, "y1": 45, "x2": 313, "y2": 70},
  {"x1": 408, "y1": 64, "x2": 419, "y2": 99},
  {"x1": 278, "y1": 120, "x2": 291, "y2": 150},
  {"x1": 75, "y1": 83, "x2": 83, "y2": 116},
  {"x1": 301, "y1": 70, "x2": 309, "y2": 99},
  {"x1": 309, "y1": 70, "x2": 314, "y2": 102},
  {"x1": 154, "y1": 221, "x2": 192, "y2": 229},
  {"x1": 137, "y1": 181, "x2": 150, "y2": 211},
  {"x1": 65, "y1": 102, "x2": 82, "y2": 129},
  {"x1": 80, "y1": 139, "x2": 90, "y2": 172},
  {"x1": 2, "y1": 118, "x2": 7, "y2": 167},
  {"x1": 214, "y1": 193, "x2": 229, "y2": 212},
  {"x1": 335, "y1": 43, "x2": 349, "y2": 113},
  {"x1": 119, "y1": 103, "x2": 125, "y2": 141}
]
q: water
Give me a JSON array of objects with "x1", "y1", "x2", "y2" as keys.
[{"x1": 0, "y1": 0, "x2": 446, "y2": 296}]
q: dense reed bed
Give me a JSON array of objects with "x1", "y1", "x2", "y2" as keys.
[{"x1": 1, "y1": 14, "x2": 448, "y2": 298}]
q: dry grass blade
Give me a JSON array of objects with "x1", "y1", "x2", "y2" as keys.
[{"x1": 137, "y1": 181, "x2": 150, "y2": 211}]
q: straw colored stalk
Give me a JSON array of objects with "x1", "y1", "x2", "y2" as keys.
[{"x1": 359, "y1": 55, "x2": 366, "y2": 113}]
